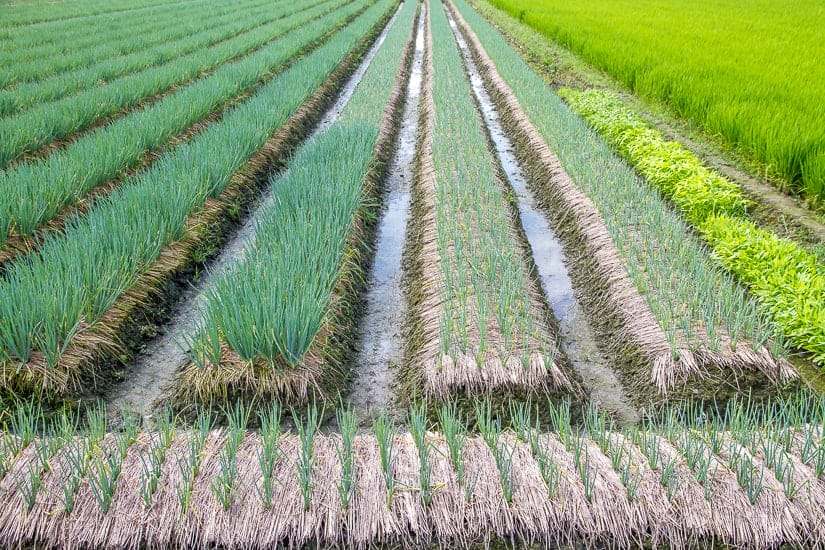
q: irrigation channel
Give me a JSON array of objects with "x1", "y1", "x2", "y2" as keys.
[
  {"x1": 104, "y1": 5, "x2": 405, "y2": 418},
  {"x1": 447, "y1": 11, "x2": 639, "y2": 423},
  {"x1": 348, "y1": 6, "x2": 426, "y2": 420}
]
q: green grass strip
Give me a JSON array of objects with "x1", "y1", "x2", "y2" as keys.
[
  {"x1": 0, "y1": 0, "x2": 352, "y2": 242},
  {"x1": 0, "y1": 0, "x2": 392, "y2": 370},
  {"x1": 450, "y1": 0, "x2": 781, "y2": 359},
  {"x1": 562, "y1": 89, "x2": 825, "y2": 367},
  {"x1": 189, "y1": 0, "x2": 414, "y2": 370}
]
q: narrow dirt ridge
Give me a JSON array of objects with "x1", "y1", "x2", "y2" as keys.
[
  {"x1": 447, "y1": 9, "x2": 638, "y2": 423},
  {"x1": 104, "y1": 6, "x2": 404, "y2": 418}
]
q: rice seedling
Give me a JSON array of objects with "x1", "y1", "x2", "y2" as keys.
[
  {"x1": 372, "y1": 409, "x2": 397, "y2": 507},
  {"x1": 0, "y1": 0, "x2": 396, "y2": 396},
  {"x1": 409, "y1": 403, "x2": 434, "y2": 506},
  {"x1": 487, "y1": 0, "x2": 825, "y2": 203},
  {"x1": 0, "y1": 0, "x2": 358, "y2": 168},
  {"x1": 0, "y1": 0, "x2": 358, "y2": 244}
]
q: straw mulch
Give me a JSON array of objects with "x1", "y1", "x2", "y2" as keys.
[{"x1": 1, "y1": 426, "x2": 824, "y2": 548}]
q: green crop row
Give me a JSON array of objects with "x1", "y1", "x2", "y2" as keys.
[
  {"x1": 450, "y1": 0, "x2": 781, "y2": 360},
  {"x1": 558, "y1": 90, "x2": 750, "y2": 225},
  {"x1": 0, "y1": 0, "x2": 198, "y2": 30},
  {"x1": 0, "y1": 0, "x2": 392, "y2": 378},
  {"x1": 183, "y1": 0, "x2": 415, "y2": 390},
  {"x1": 0, "y1": 0, "x2": 342, "y2": 167},
  {"x1": 0, "y1": 0, "x2": 293, "y2": 114},
  {"x1": 562, "y1": 89, "x2": 825, "y2": 367},
  {"x1": 487, "y1": 0, "x2": 825, "y2": 204},
  {"x1": 0, "y1": 0, "x2": 220, "y2": 72},
  {"x1": 428, "y1": 1, "x2": 554, "y2": 371},
  {"x1": 0, "y1": 0, "x2": 354, "y2": 244},
  {"x1": 701, "y1": 216, "x2": 825, "y2": 366}
]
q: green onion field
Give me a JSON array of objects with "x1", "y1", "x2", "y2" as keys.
[{"x1": 0, "y1": 0, "x2": 823, "y2": 546}]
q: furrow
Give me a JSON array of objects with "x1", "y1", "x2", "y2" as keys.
[{"x1": 348, "y1": 6, "x2": 427, "y2": 419}]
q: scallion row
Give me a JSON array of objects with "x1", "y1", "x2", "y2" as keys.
[
  {"x1": 0, "y1": 0, "x2": 343, "y2": 166},
  {"x1": 177, "y1": 0, "x2": 416, "y2": 405}
]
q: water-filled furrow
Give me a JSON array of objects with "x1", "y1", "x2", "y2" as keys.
[{"x1": 348, "y1": 6, "x2": 426, "y2": 419}]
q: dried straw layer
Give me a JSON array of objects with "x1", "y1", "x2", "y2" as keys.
[
  {"x1": 168, "y1": 4, "x2": 421, "y2": 410},
  {"x1": 2, "y1": 424, "x2": 825, "y2": 548},
  {"x1": 402, "y1": 2, "x2": 579, "y2": 403},
  {"x1": 446, "y1": 1, "x2": 798, "y2": 406},
  {"x1": 0, "y1": 2, "x2": 396, "y2": 399}
]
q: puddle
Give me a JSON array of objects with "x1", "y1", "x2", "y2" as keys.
[
  {"x1": 447, "y1": 12, "x2": 639, "y2": 424},
  {"x1": 104, "y1": 7, "x2": 403, "y2": 418},
  {"x1": 348, "y1": 7, "x2": 425, "y2": 420}
]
